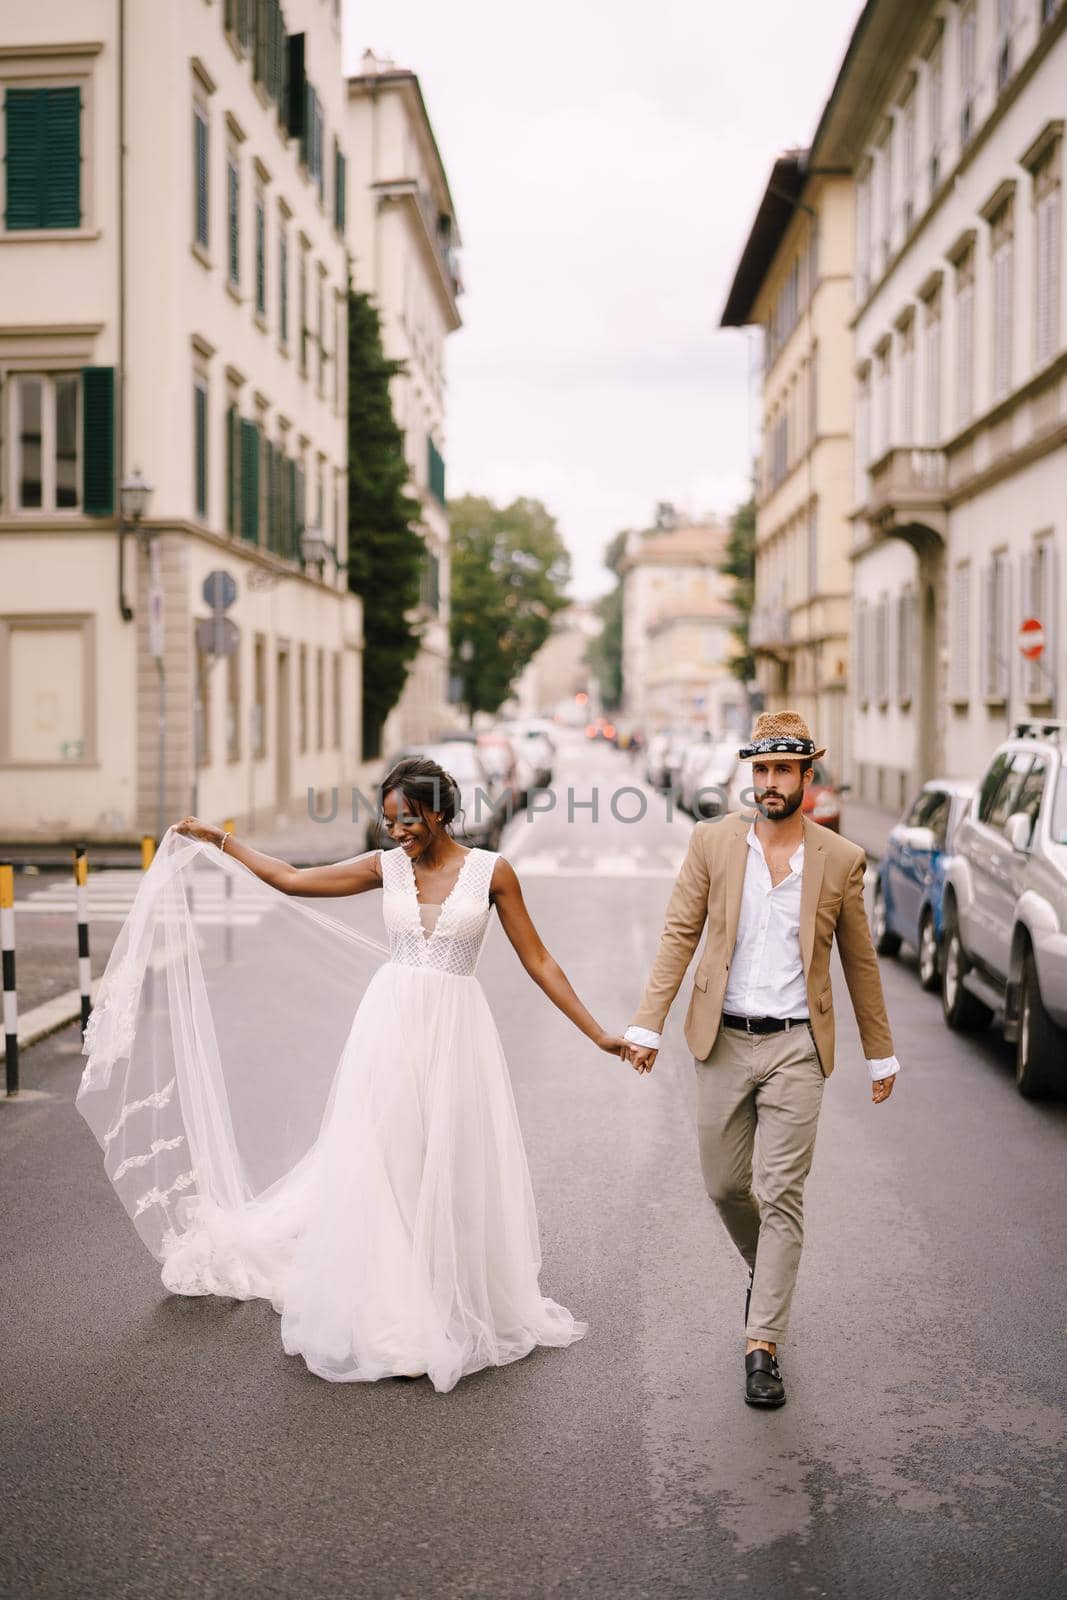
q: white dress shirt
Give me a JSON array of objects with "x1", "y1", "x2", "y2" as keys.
[{"x1": 624, "y1": 822, "x2": 901, "y2": 1082}]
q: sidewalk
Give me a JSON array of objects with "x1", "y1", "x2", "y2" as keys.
[{"x1": 840, "y1": 797, "x2": 899, "y2": 863}]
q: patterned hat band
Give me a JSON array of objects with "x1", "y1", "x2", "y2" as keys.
[{"x1": 738, "y1": 736, "x2": 817, "y2": 759}]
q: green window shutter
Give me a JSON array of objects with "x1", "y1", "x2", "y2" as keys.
[
  {"x1": 43, "y1": 88, "x2": 81, "y2": 229},
  {"x1": 228, "y1": 159, "x2": 240, "y2": 283},
  {"x1": 82, "y1": 367, "x2": 115, "y2": 516},
  {"x1": 194, "y1": 108, "x2": 209, "y2": 248},
  {"x1": 5, "y1": 86, "x2": 80, "y2": 231},
  {"x1": 225, "y1": 404, "x2": 238, "y2": 533},
  {"x1": 194, "y1": 384, "x2": 208, "y2": 518},
  {"x1": 287, "y1": 457, "x2": 297, "y2": 559},
  {"x1": 334, "y1": 145, "x2": 345, "y2": 233},
  {"x1": 240, "y1": 418, "x2": 260, "y2": 542}
]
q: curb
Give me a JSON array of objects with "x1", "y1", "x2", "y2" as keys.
[{"x1": 1, "y1": 978, "x2": 102, "y2": 1064}]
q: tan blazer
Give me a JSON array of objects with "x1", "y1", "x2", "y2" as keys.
[{"x1": 631, "y1": 813, "x2": 894, "y2": 1075}]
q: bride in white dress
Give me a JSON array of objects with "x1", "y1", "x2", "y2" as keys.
[{"x1": 77, "y1": 756, "x2": 630, "y2": 1393}]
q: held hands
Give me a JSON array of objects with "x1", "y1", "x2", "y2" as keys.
[{"x1": 593, "y1": 1031, "x2": 657, "y2": 1075}]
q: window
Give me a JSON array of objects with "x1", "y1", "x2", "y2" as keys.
[
  {"x1": 954, "y1": 247, "x2": 975, "y2": 426},
  {"x1": 227, "y1": 154, "x2": 240, "y2": 286},
  {"x1": 239, "y1": 417, "x2": 260, "y2": 541},
  {"x1": 901, "y1": 90, "x2": 916, "y2": 235},
  {"x1": 996, "y1": 0, "x2": 1014, "y2": 93},
  {"x1": 316, "y1": 647, "x2": 324, "y2": 750},
  {"x1": 856, "y1": 167, "x2": 872, "y2": 298},
  {"x1": 194, "y1": 104, "x2": 209, "y2": 249},
  {"x1": 8, "y1": 373, "x2": 85, "y2": 512},
  {"x1": 977, "y1": 751, "x2": 1011, "y2": 823},
  {"x1": 194, "y1": 380, "x2": 208, "y2": 520},
  {"x1": 878, "y1": 125, "x2": 893, "y2": 268},
  {"x1": 0, "y1": 615, "x2": 96, "y2": 766},
  {"x1": 927, "y1": 38, "x2": 943, "y2": 192},
  {"x1": 981, "y1": 552, "x2": 1011, "y2": 700},
  {"x1": 922, "y1": 286, "x2": 942, "y2": 443},
  {"x1": 279, "y1": 225, "x2": 289, "y2": 345},
  {"x1": 299, "y1": 244, "x2": 309, "y2": 375},
  {"x1": 255, "y1": 192, "x2": 266, "y2": 316},
  {"x1": 332, "y1": 650, "x2": 341, "y2": 747},
  {"x1": 252, "y1": 632, "x2": 267, "y2": 758},
  {"x1": 298, "y1": 643, "x2": 308, "y2": 754},
  {"x1": 1023, "y1": 538, "x2": 1056, "y2": 701},
  {"x1": 1013, "y1": 760, "x2": 1047, "y2": 843},
  {"x1": 226, "y1": 642, "x2": 241, "y2": 763},
  {"x1": 990, "y1": 201, "x2": 1014, "y2": 400},
  {"x1": 333, "y1": 140, "x2": 346, "y2": 232},
  {"x1": 194, "y1": 632, "x2": 212, "y2": 768},
  {"x1": 875, "y1": 342, "x2": 891, "y2": 459},
  {"x1": 4, "y1": 86, "x2": 81, "y2": 231},
  {"x1": 856, "y1": 602, "x2": 870, "y2": 707},
  {"x1": 950, "y1": 562, "x2": 971, "y2": 701},
  {"x1": 874, "y1": 597, "x2": 889, "y2": 703},
  {"x1": 960, "y1": 4, "x2": 977, "y2": 146},
  {"x1": 1030, "y1": 139, "x2": 1062, "y2": 368},
  {"x1": 986, "y1": 752, "x2": 1033, "y2": 831},
  {"x1": 899, "y1": 315, "x2": 916, "y2": 443},
  {"x1": 896, "y1": 587, "x2": 916, "y2": 703}
]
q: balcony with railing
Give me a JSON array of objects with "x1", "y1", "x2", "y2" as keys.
[{"x1": 866, "y1": 446, "x2": 947, "y2": 540}]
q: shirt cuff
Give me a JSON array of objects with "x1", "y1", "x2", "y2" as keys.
[
  {"x1": 624, "y1": 1025, "x2": 662, "y2": 1050},
  {"x1": 866, "y1": 1055, "x2": 900, "y2": 1082}
]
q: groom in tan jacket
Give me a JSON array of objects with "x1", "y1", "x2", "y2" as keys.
[{"x1": 622, "y1": 711, "x2": 899, "y2": 1409}]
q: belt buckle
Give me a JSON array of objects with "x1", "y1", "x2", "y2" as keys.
[
  {"x1": 784, "y1": 1018, "x2": 792, "y2": 1032},
  {"x1": 745, "y1": 1015, "x2": 754, "y2": 1034}
]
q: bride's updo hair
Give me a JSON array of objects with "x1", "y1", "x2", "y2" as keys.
[{"x1": 380, "y1": 755, "x2": 461, "y2": 833}]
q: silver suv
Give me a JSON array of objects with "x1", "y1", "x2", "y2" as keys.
[{"x1": 941, "y1": 721, "x2": 1067, "y2": 1097}]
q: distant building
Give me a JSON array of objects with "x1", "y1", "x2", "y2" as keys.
[
  {"x1": 721, "y1": 152, "x2": 855, "y2": 779},
  {"x1": 346, "y1": 49, "x2": 462, "y2": 753},
  {"x1": 509, "y1": 604, "x2": 602, "y2": 719},
  {"x1": 813, "y1": 0, "x2": 1066, "y2": 804},
  {"x1": 619, "y1": 518, "x2": 744, "y2": 732},
  {"x1": 0, "y1": 0, "x2": 362, "y2": 841}
]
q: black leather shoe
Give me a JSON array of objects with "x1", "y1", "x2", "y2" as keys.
[{"x1": 745, "y1": 1349, "x2": 786, "y2": 1408}]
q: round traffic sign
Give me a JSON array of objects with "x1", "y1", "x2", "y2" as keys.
[
  {"x1": 1018, "y1": 617, "x2": 1045, "y2": 660},
  {"x1": 202, "y1": 570, "x2": 237, "y2": 612}
]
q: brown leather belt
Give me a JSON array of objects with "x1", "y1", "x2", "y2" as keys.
[{"x1": 722, "y1": 1013, "x2": 810, "y2": 1034}]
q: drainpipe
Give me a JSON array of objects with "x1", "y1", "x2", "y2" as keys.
[{"x1": 117, "y1": 0, "x2": 133, "y2": 621}]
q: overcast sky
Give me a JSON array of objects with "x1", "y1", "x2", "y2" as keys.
[{"x1": 343, "y1": 0, "x2": 862, "y2": 600}]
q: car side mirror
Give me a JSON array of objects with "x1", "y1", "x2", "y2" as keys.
[
  {"x1": 1005, "y1": 812, "x2": 1033, "y2": 853},
  {"x1": 838, "y1": 782, "x2": 852, "y2": 796},
  {"x1": 901, "y1": 825, "x2": 937, "y2": 853}
]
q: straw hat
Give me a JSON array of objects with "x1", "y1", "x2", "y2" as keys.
[{"x1": 737, "y1": 709, "x2": 826, "y2": 763}]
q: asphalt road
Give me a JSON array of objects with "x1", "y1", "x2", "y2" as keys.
[{"x1": 2, "y1": 739, "x2": 1065, "y2": 1600}]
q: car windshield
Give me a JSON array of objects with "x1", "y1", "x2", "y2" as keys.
[{"x1": 1052, "y1": 770, "x2": 1067, "y2": 845}]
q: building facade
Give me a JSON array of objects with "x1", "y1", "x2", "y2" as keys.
[
  {"x1": 0, "y1": 0, "x2": 365, "y2": 841},
  {"x1": 620, "y1": 516, "x2": 743, "y2": 733},
  {"x1": 721, "y1": 155, "x2": 856, "y2": 781},
  {"x1": 345, "y1": 50, "x2": 462, "y2": 755},
  {"x1": 813, "y1": 0, "x2": 1066, "y2": 805}
]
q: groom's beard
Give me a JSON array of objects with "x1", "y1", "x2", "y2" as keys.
[{"x1": 754, "y1": 787, "x2": 805, "y2": 821}]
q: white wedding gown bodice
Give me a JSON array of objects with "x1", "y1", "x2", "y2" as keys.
[{"x1": 151, "y1": 844, "x2": 587, "y2": 1392}]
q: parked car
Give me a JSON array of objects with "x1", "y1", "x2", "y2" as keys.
[
  {"x1": 680, "y1": 740, "x2": 738, "y2": 818},
  {"x1": 502, "y1": 723, "x2": 555, "y2": 788},
  {"x1": 367, "y1": 740, "x2": 507, "y2": 852},
  {"x1": 941, "y1": 721, "x2": 1067, "y2": 1097},
  {"x1": 644, "y1": 729, "x2": 676, "y2": 790},
  {"x1": 476, "y1": 732, "x2": 527, "y2": 811},
  {"x1": 872, "y1": 780, "x2": 976, "y2": 990}
]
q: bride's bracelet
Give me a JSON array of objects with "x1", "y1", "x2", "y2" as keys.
[{"x1": 218, "y1": 831, "x2": 229, "y2": 853}]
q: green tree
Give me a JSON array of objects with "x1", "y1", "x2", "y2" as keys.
[
  {"x1": 449, "y1": 495, "x2": 572, "y2": 717},
  {"x1": 344, "y1": 287, "x2": 425, "y2": 761},
  {"x1": 721, "y1": 496, "x2": 756, "y2": 685},
  {"x1": 585, "y1": 528, "x2": 629, "y2": 710}
]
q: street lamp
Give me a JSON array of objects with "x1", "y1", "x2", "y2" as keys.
[
  {"x1": 121, "y1": 466, "x2": 154, "y2": 540},
  {"x1": 299, "y1": 523, "x2": 332, "y2": 567}
]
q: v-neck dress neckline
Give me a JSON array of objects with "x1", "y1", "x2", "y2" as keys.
[{"x1": 402, "y1": 846, "x2": 477, "y2": 946}]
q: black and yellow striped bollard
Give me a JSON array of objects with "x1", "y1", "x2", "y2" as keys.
[
  {"x1": 1, "y1": 864, "x2": 17, "y2": 1095},
  {"x1": 74, "y1": 846, "x2": 91, "y2": 1037}
]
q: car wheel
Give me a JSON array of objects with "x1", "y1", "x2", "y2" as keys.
[
  {"x1": 918, "y1": 910, "x2": 939, "y2": 992},
  {"x1": 1016, "y1": 949, "x2": 1061, "y2": 1099},
  {"x1": 941, "y1": 913, "x2": 992, "y2": 1032},
  {"x1": 871, "y1": 881, "x2": 902, "y2": 957}
]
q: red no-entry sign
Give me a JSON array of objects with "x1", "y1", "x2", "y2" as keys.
[{"x1": 1018, "y1": 617, "x2": 1045, "y2": 659}]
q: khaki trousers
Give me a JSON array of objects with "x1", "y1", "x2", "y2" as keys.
[{"x1": 694, "y1": 1021, "x2": 826, "y2": 1344}]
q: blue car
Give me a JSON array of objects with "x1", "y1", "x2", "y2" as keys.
[{"x1": 871, "y1": 780, "x2": 976, "y2": 990}]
